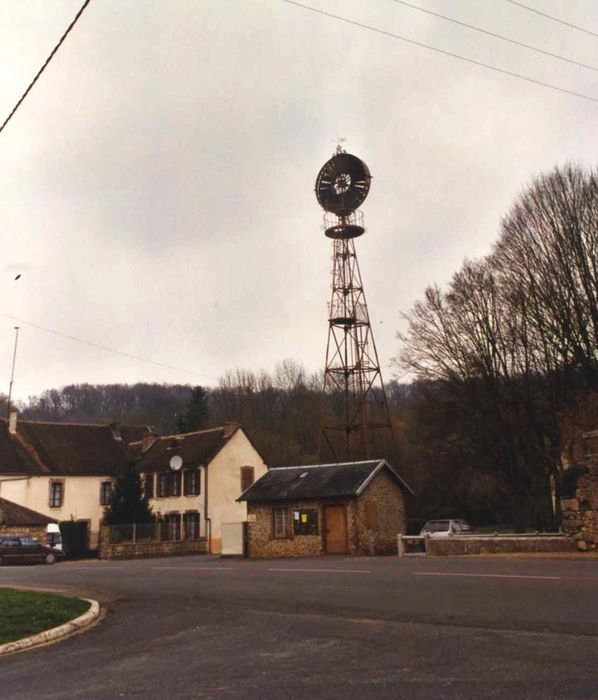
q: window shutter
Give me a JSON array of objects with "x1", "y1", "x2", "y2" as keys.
[
  {"x1": 365, "y1": 501, "x2": 378, "y2": 529},
  {"x1": 241, "y1": 467, "x2": 255, "y2": 493},
  {"x1": 145, "y1": 473, "x2": 154, "y2": 499}
]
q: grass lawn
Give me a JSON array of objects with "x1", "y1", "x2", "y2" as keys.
[{"x1": 0, "y1": 588, "x2": 90, "y2": 645}]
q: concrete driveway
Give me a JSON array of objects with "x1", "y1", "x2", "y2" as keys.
[{"x1": 1, "y1": 554, "x2": 597, "y2": 699}]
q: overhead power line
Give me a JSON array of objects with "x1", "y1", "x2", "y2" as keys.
[
  {"x1": 0, "y1": 313, "x2": 217, "y2": 382},
  {"x1": 504, "y1": 0, "x2": 598, "y2": 39},
  {"x1": 283, "y1": 1, "x2": 598, "y2": 104},
  {"x1": 0, "y1": 0, "x2": 92, "y2": 135},
  {"x1": 391, "y1": 0, "x2": 598, "y2": 73}
]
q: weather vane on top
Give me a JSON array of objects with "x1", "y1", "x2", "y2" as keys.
[{"x1": 332, "y1": 136, "x2": 347, "y2": 154}]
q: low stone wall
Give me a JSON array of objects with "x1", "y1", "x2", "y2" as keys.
[
  {"x1": 98, "y1": 537, "x2": 207, "y2": 560},
  {"x1": 426, "y1": 536, "x2": 576, "y2": 556}
]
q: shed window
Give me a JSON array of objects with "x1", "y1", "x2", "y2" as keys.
[
  {"x1": 293, "y1": 509, "x2": 319, "y2": 536},
  {"x1": 49, "y1": 481, "x2": 64, "y2": 508},
  {"x1": 240, "y1": 466, "x2": 255, "y2": 493},
  {"x1": 273, "y1": 507, "x2": 290, "y2": 538}
]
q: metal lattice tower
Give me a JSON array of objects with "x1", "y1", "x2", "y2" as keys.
[{"x1": 315, "y1": 150, "x2": 395, "y2": 462}]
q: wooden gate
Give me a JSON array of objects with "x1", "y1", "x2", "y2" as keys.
[{"x1": 324, "y1": 505, "x2": 348, "y2": 554}]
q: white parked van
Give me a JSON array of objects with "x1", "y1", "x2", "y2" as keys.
[{"x1": 46, "y1": 523, "x2": 62, "y2": 550}]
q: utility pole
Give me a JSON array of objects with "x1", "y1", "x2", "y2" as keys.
[{"x1": 6, "y1": 326, "x2": 20, "y2": 418}]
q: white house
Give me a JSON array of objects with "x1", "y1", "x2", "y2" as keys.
[
  {"x1": 0, "y1": 414, "x2": 148, "y2": 548},
  {"x1": 131, "y1": 423, "x2": 268, "y2": 553}
]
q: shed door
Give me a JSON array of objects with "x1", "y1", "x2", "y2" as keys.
[{"x1": 324, "y1": 505, "x2": 348, "y2": 554}]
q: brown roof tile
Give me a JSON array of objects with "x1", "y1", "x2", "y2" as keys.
[
  {"x1": 134, "y1": 427, "x2": 235, "y2": 472},
  {"x1": 13, "y1": 420, "x2": 130, "y2": 476},
  {"x1": 0, "y1": 498, "x2": 56, "y2": 526},
  {"x1": 0, "y1": 421, "x2": 48, "y2": 475}
]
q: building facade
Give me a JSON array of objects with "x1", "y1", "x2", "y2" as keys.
[
  {"x1": 0, "y1": 414, "x2": 267, "y2": 555},
  {"x1": 133, "y1": 423, "x2": 268, "y2": 553},
  {"x1": 0, "y1": 415, "x2": 150, "y2": 548}
]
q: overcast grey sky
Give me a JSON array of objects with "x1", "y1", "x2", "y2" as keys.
[{"x1": 2, "y1": 0, "x2": 598, "y2": 400}]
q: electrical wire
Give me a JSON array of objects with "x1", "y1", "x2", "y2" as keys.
[
  {"x1": 0, "y1": 313, "x2": 217, "y2": 382},
  {"x1": 0, "y1": 0, "x2": 92, "y2": 135},
  {"x1": 391, "y1": 0, "x2": 598, "y2": 73},
  {"x1": 504, "y1": 0, "x2": 598, "y2": 39},
  {"x1": 283, "y1": 1, "x2": 598, "y2": 104}
]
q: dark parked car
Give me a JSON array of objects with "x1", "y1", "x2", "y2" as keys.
[{"x1": 0, "y1": 536, "x2": 65, "y2": 565}]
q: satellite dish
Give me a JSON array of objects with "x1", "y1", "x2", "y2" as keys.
[{"x1": 169, "y1": 455, "x2": 183, "y2": 471}]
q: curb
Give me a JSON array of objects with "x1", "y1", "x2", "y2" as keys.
[{"x1": 0, "y1": 599, "x2": 100, "y2": 656}]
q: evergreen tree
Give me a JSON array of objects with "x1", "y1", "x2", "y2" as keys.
[
  {"x1": 104, "y1": 463, "x2": 153, "y2": 525},
  {"x1": 177, "y1": 385, "x2": 210, "y2": 433}
]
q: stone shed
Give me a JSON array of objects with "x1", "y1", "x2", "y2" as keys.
[
  {"x1": 238, "y1": 459, "x2": 412, "y2": 558},
  {"x1": 0, "y1": 497, "x2": 56, "y2": 541}
]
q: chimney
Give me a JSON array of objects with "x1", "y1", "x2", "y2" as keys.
[
  {"x1": 8, "y1": 411, "x2": 17, "y2": 435},
  {"x1": 223, "y1": 421, "x2": 241, "y2": 439}
]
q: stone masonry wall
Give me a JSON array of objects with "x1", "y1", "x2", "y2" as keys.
[
  {"x1": 353, "y1": 470, "x2": 406, "y2": 555},
  {"x1": 98, "y1": 528, "x2": 207, "y2": 560},
  {"x1": 561, "y1": 432, "x2": 598, "y2": 551},
  {"x1": 426, "y1": 536, "x2": 576, "y2": 556},
  {"x1": 247, "y1": 500, "x2": 327, "y2": 559},
  {"x1": 0, "y1": 525, "x2": 47, "y2": 542}
]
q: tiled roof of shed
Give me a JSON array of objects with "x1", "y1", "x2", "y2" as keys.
[
  {"x1": 0, "y1": 497, "x2": 56, "y2": 526},
  {"x1": 132, "y1": 426, "x2": 237, "y2": 472},
  {"x1": 238, "y1": 459, "x2": 413, "y2": 502}
]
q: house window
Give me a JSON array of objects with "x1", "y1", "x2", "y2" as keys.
[
  {"x1": 273, "y1": 507, "x2": 290, "y2": 538},
  {"x1": 163, "y1": 513, "x2": 181, "y2": 541},
  {"x1": 157, "y1": 473, "x2": 168, "y2": 498},
  {"x1": 145, "y1": 473, "x2": 154, "y2": 499},
  {"x1": 183, "y1": 511, "x2": 200, "y2": 539},
  {"x1": 240, "y1": 466, "x2": 255, "y2": 493},
  {"x1": 49, "y1": 481, "x2": 64, "y2": 508},
  {"x1": 293, "y1": 509, "x2": 319, "y2": 536},
  {"x1": 170, "y1": 471, "x2": 182, "y2": 497},
  {"x1": 100, "y1": 480, "x2": 113, "y2": 506},
  {"x1": 183, "y1": 469, "x2": 200, "y2": 496}
]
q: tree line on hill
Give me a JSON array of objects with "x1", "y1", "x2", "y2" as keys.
[{"x1": 8, "y1": 165, "x2": 598, "y2": 530}]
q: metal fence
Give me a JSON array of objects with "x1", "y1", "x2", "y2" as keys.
[{"x1": 106, "y1": 522, "x2": 201, "y2": 545}]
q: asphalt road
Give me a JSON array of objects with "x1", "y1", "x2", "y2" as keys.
[{"x1": 1, "y1": 554, "x2": 598, "y2": 700}]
